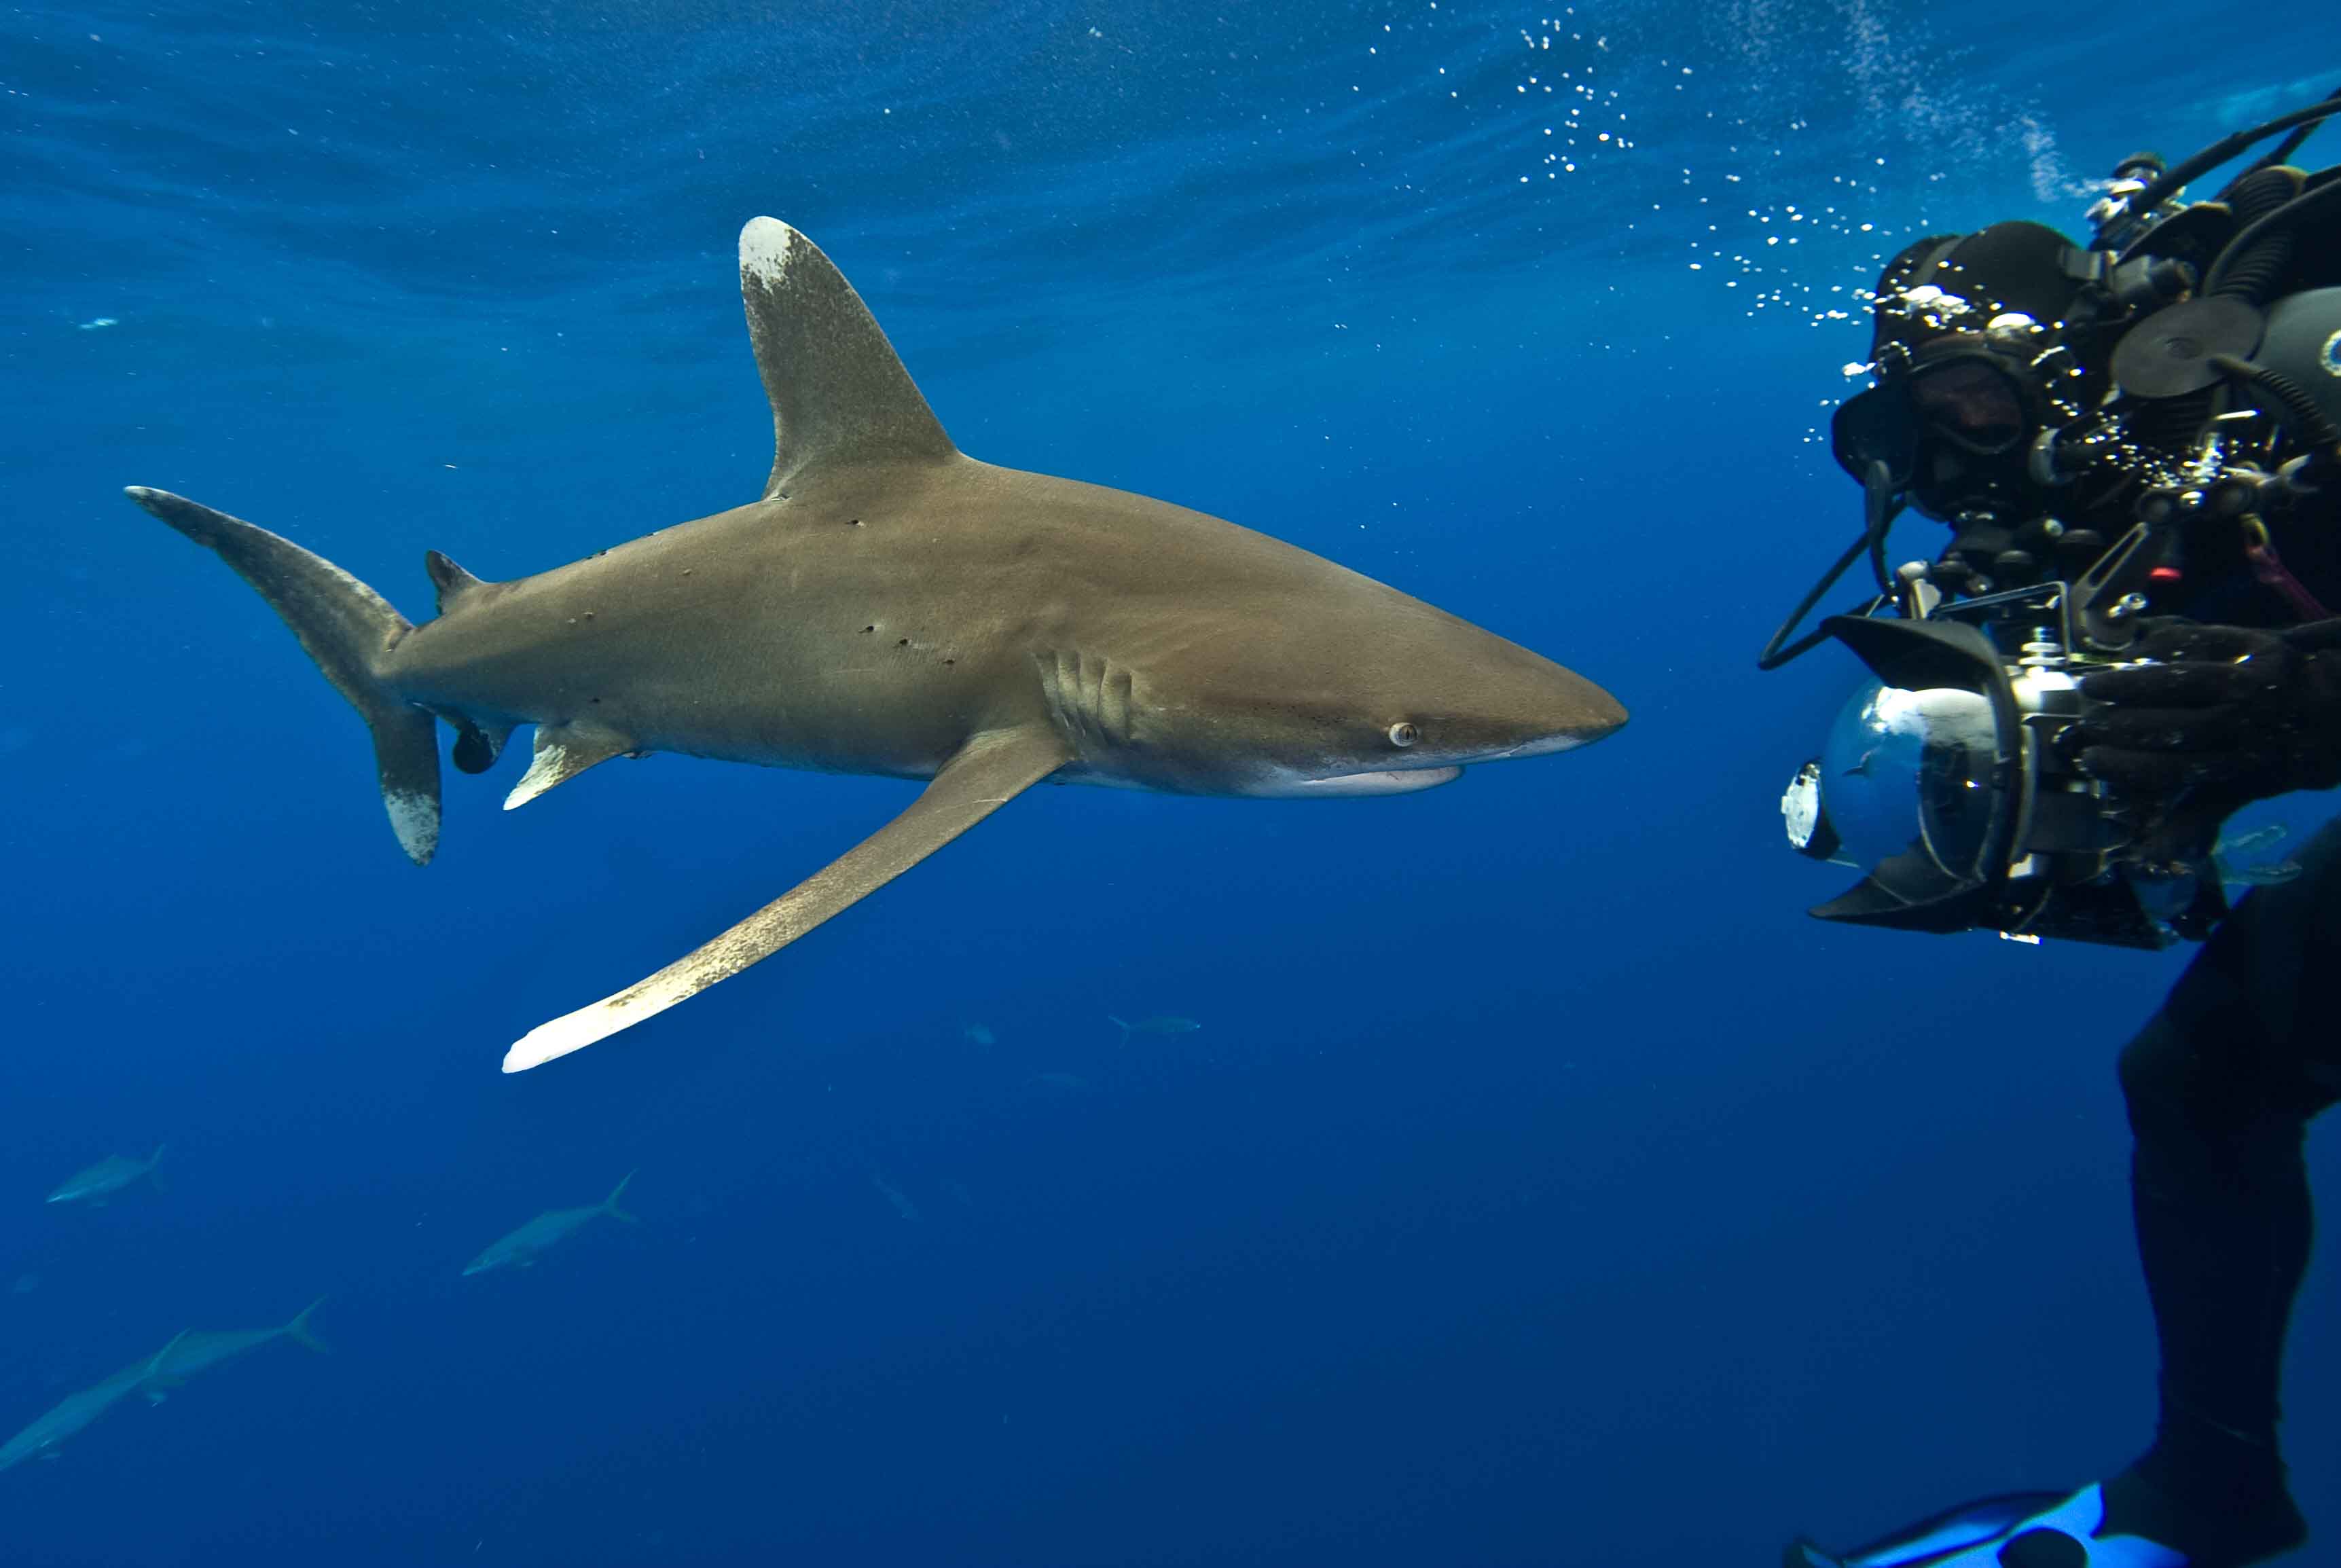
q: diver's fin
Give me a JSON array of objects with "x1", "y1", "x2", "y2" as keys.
[
  {"x1": 503, "y1": 723, "x2": 636, "y2": 810},
  {"x1": 603, "y1": 1171, "x2": 640, "y2": 1224},
  {"x1": 1785, "y1": 1491, "x2": 2079, "y2": 1568},
  {"x1": 285, "y1": 1297, "x2": 330, "y2": 1354},
  {"x1": 737, "y1": 218, "x2": 957, "y2": 499},
  {"x1": 423, "y1": 549, "x2": 493, "y2": 615},
  {"x1": 127, "y1": 488, "x2": 441, "y2": 864},
  {"x1": 503, "y1": 723, "x2": 1072, "y2": 1072}
]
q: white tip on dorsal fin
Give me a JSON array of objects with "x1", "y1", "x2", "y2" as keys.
[
  {"x1": 504, "y1": 724, "x2": 636, "y2": 811},
  {"x1": 737, "y1": 217, "x2": 957, "y2": 500}
]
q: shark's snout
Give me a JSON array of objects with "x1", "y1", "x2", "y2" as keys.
[
  {"x1": 1542, "y1": 676, "x2": 1629, "y2": 752},
  {"x1": 1464, "y1": 663, "x2": 1627, "y2": 764}
]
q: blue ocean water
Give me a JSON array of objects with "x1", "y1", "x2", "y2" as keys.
[{"x1": 5, "y1": 2, "x2": 2339, "y2": 1563}]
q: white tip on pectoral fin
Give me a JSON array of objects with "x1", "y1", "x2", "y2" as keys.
[
  {"x1": 501, "y1": 725, "x2": 1072, "y2": 1073},
  {"x1": 503, "y1": 972, "x2": 698, "y2": 1073}
]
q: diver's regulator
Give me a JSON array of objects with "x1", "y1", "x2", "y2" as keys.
[{"x1": 1763, "y1": 88, "x2": 2341, "y2": 949}]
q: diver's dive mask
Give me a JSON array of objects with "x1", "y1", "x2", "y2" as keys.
[{"x1": 1830, "y1": 333, "x2": 2059, "y2": 524}]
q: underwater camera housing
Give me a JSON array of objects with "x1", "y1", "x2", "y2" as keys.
[{"x1": 1781, "y1": 528, "x2": 2228, "y2": 949}]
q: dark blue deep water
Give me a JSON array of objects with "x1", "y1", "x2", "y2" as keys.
[{"x1": 6, "y1": 3, "x2": 2339, "y2": 1563}]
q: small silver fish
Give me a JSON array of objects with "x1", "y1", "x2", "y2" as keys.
[
  {"x1": 464, "y1": 1173, "x2": 639, "y2": 1275},
  {"x1": 1110, "y1": 1015, "x2": 1202, "y2": 1047},
  {"x1": 46, "y1": 1146, "x2": 166, "y2": 1207}
]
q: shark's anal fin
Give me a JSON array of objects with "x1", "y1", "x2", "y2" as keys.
[
  {"x1": 503, "y1": 723, "x2": 637, "y2": 810},
  {"x1": 504, "y1": 724, "x2": 1072, "y2": 1072}
]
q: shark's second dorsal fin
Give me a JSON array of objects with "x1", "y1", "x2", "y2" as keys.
[
  {"x1": 504, "y1": 723, "x2": 636, "y2": 811},
  {"x1": 738, "y1": 218, "x2": 956, "y2": 500},
  {"x1": 424, "y1": 550, "x2": 492, "y2": 615}
]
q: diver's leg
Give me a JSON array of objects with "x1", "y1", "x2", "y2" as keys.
[{"x1": 2103, "y1": 817, "x2": 2341, "y2": 1560}]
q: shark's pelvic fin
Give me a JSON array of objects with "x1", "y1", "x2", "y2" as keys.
[
  {"x1": 503, "y1": 724, "x2": 1072, "y2": 1072},
  {"x1": 503, "y1": 723, "x2": 637, "y2": 810},
  {"x1": 738, "y1": 217, "x2": 957, "y2": 499},
  {"x1": 422, "y1": 549, "x2": 494, "y2": 615},
  {"x1": 126, "y1": 488, "x2": 442, "y2": 865}
]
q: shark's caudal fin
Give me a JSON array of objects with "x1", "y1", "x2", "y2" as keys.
[
  {"x1": 738, "y1": 218, "x2": 958, "y2": 498},
  {"x1": 603, "y1": 1171, "x2": 640, "y2": 1224},
  {"x1": 126, "y1": 488, "x2": 441, "y2": 864},
  {"x1": 503, "y1": 724, "x2": 1072, "y2": 1072},
  {"x1": 1108, "y1": 1016, "x2": 1132, "y2": 1048},
  {"x1": 285, "y1": 1297, "x2": 331, "y2": 1354},
  {"x1": 145, "y1": 1142, "x2": 168, "y2": 1195}
]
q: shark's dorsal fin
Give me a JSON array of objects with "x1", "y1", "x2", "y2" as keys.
[
  {"x1": 146, "y1": 1329, "x2": 193, "y2": 1376},
  {"x1": 424, "y1": 550, "x2": 492, "y2": 615},
  {"x1": 738, "y1": 218, "x2": 956, "y2": 499},
  {"x1": 503, "y1": 723, "x2": 636, "y2": 811}
]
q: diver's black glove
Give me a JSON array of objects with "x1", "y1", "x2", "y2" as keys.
[{"x1": 2075, "y1": 617, "x2": 2341, "y2": 802}]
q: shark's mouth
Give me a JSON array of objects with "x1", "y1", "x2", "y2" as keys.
[{"x1": 1274, "y1": 765, "x2": 1465, "y2": 797}]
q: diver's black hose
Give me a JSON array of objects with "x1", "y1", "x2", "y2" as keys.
[
  {"x1": 2101, "y1": 95, "x2": 2341, "y2": 245},
  {"x1": 1756, "y1": 461, "x2": 1901, "y2": 670},
  {"x1": 2212, "y1": 354, "x2": 2341, "y2": 452},
  {"x1": 2228, "y1": 85, "x2": 2341, "y2": 189},
  {"x1": 2208, "y1": 166, "x2": 2304, "y2": 304},
  {"x1": 1755, "y1": 529, "x2": 1879, "y2": 670},
  {"x1": 2201, "y1": 175, "x2": 2341, "y2": 296}
]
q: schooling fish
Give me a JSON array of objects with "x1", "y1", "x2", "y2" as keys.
[
  {"x1": 137, "y1": 1298, "x2": 329, "y2": 1404},
  {"x1": 464, "y1": 1173, "x2": 639, "y2": 1276},
  {"x1": 1110, "y1": 1015, "x2": 1202, "y2": 1048},
  {"x1": 0, "y1": 1333, "x2": 187, "y2": 1474},
  {"x1": 46, "y1": 1145, "x2": 166, "y2": 1207}
]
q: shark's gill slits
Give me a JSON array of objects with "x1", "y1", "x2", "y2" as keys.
[{"x1": 1034, "y1": 648, "x2": 1142, "y2": 754}]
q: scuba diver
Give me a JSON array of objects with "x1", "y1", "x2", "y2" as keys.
[{"x1": 1761, "y1": 88, "x2": 2341, "y2": 1567}]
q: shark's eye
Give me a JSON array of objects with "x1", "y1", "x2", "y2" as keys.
[{"x1": 1387, "y1": 721, "x2": 1419, "y2": 748}]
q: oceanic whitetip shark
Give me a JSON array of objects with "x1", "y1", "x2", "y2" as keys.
[{"x1": 129, "y1": 218, "x2": 1626, "y2": 1073}]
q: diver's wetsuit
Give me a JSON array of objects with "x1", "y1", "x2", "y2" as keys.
[
  {"x1": 1783, "y1": 114, "x2": 2341, "y2": 1565},
  {"x1": 2112, "y1": 805, "x2": 2341, "y2": 1555}
]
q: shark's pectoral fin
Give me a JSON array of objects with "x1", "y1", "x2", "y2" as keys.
[
  {"x1": 503, "y1": 724, "x2": 1071, "y2": 1072},
  {"x1": 504, "y1": 723, "x2": 638, "y2": 810}
]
